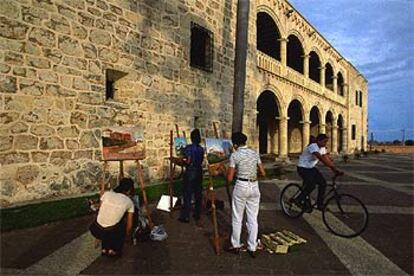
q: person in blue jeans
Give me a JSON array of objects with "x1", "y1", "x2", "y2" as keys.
[{"x1": 178, "y1": 129, "x2": 204, "y2": 224}]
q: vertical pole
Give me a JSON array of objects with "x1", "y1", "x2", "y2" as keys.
[
  {"x1": 232, "y1": 0, "x2": 250, "y2": 133},
  {"x1": 169, "y1": 130, "x2": 174, "y2": 214},
  {"x1": 119, "y1": 160, "x2": 124, "y2": 182},
  {"x1": 208, "y1": 172, "x2": 221, "y2": 255},
  {"x1": 175, "y1": 124, "x2": 180, "y2": 137},
  {"x1": 101, "y1": 161, "x2": 108, "y2": 195},
  {"x1": 136, "y1": 160, "x2": 153, "y2": 228}
]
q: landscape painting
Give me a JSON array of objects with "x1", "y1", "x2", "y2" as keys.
[
  {"x1": 102, "y1": 126, "x2": 145, "y2": 160},
  {"x1": 205, "y1": 138, "x2": 233, "y2": 164},
  {"x1": 174, "y1": 137, "x2": 187, "y2": 157}
]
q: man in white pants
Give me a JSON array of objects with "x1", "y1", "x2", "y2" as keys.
[{"x1": 226, "y1": 132, "x2": 266, "y2": 258}]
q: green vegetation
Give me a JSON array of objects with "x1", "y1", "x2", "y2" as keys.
[{"x1": 0, "y1": 176, "x2": 228, "y2": 232}]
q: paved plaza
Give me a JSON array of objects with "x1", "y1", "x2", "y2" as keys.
[{"x1": 1, "y1": 153, "x2": 413, "y2": 275}]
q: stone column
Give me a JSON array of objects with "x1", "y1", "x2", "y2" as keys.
[
  {"x1": 319, "y1": 66, "x2": 325, "y2": 87},
  {"x1": 342, "y1": 83, "x2": 349, "y2": 98},
  {"x1": 333, "y1": 76, "x2": 338, "y2": 94},
  {"x1": 302, "y1": 121, "x2": 310, "y2": 150},
  {"x1": 332, "y1": 126, "x2": 338, "y2": 154},
  {"x1": 319, "y1": 123, "x2": 326, "y2": 134},
  {"x1": 279, "y1": 38, "x2": 288, "y2": 67},
  {"x1": 279, "y1": 116, "x2": 288, "y2": 158},
  {"x1": 342, "y1": 127, "x2": 348, "y2": 153},
  {"x1": 303, "y1": 54, "x2": 310, "y2": 78}
]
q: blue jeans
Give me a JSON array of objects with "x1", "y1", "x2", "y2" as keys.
[{"x1": 180, "y1": 167, "x2": 203, "y2": 220}]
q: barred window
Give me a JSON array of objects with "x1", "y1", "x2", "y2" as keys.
[{"x1": 190, "y1": 22, "x2": 213, "y2": 72}]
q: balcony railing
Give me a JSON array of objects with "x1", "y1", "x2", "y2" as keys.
[
  {"x1": 256, "y1": 50, "x2": 345, "y2": 105},
  {"x1": 257, "y1": 51, "x2": 281, "y2": 76}
]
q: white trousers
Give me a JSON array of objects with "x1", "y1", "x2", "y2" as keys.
[{"x1": 230, "y1": 180, "x2": 260, "y2": 251}]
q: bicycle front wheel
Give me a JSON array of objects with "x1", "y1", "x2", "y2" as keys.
[
  {"x1": 280, "y1": 183, "x2": 305, "y2": 218},
  {"x1": 322, "y1": 193, "x2": 369, "y2": 238}
]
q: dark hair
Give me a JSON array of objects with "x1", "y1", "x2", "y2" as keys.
[
  {"x1": 114, "y1": 177, "x2": 134, "y2": 194},
  {"x1": 316, "y1": 134, "x2": 329, "y2": 141},
  {"x1": 191, "y1": 128, "x2": 201, "y2": 144},
  {"x1": 231, "y1": 132, "x2": 247, "y2": 146}
]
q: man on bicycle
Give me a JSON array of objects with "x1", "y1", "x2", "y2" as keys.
[{"x1": 294, "y1": 134, "x2": 343, "y2": 211}]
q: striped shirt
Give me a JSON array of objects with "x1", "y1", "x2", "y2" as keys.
[{"x1": 229, "y1": 146, "x2": 262, "y2": 179}]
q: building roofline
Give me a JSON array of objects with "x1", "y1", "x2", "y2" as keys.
[{"x1": 285, "y1": 0, "x2": 368, "y2": 83}]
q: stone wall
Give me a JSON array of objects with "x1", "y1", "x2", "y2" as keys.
[
  {"x1": 0, "y1": 0, "x2": 236, "y2": 206},
  {"x1": 0, "y1": 0, "x2": 368, "y2": 206}
]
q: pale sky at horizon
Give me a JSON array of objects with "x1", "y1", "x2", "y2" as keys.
[{"x1": 289, "y1": 0, "x2": 414, "y2": 141}]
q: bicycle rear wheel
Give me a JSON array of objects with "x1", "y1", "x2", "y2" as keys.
[
  {"x1": 322, "y1": 193, "x2": 368, "y2": 238},
  {"x1": 280, "y1": 183, "x2": 305, "y2": 218}
]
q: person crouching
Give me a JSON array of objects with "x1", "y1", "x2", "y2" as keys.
[{"x1": 90, "y1": 178, "x2": 135, "y2": 257}]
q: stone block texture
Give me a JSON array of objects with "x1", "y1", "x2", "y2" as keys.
[{"x1": 0, "y1": 0, "x2": 368, "y2": 206}]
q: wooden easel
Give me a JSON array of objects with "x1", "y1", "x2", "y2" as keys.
[
  {"x1": 205, "y1": 122, "x2": 232, "y2": 255},
  {"x1": 100, "y1": 158, "x2": 153, "y2": 228},
  {"x1": 166, "y1": 124, "x2": 187, "y2": 214}
]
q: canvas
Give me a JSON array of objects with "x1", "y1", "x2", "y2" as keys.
[
  {"x1": 205, "y1": 138, "x2": 233, "y2": 164},
  {"x1": 174, "y1": 137, "x2": 187, "y2": 157},
  {"x1": 102, "y1": 126, "x2": 145, "y2": 160}
]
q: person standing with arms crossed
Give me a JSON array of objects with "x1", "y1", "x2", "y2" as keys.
[{"x1": 226, "y1": 132, "x2": 266, "y2": 258}]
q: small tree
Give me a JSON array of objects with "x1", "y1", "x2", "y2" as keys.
[
  {"x1": 405, "y1": 140, "x2": 414, "y2": 146},
  {"x1": 392, "y1": 140, "x2": 401, "y2": 145}
]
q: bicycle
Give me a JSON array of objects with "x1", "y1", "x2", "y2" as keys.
[{"x1": 280, "y1": 174, "x2": 369, "y2": 238}]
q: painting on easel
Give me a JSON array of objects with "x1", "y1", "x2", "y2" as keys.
[
  {"x1": 174, "y1": 137, "x2": 187, "y2": 157},
  {"x1": 102, "y1": 126, "x2": 145, "y2": 160},
  {"x1": 205, "y1": 138, "x2": 233, "y2": 164}
]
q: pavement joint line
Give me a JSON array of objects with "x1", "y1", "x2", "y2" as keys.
[
  {"x1": 302, "y1": 211, "x2": 409, "y2": 276},
  {"x1": 345, "y1": 171, "x2": 413, "y2": 196},
  {"x1": 350, "y1": 159, "x2": 411, "y2": 173},
  {"x1": 24, "y1": 231, "x2": 100, "y2": 275},
  {"x1": 263, "y1": 179, "x2": 412, "y2": 188}
]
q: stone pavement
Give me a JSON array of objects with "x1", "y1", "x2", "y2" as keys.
[{"x1": 1, "y1": 153, "x2": 413, "y2": 275}]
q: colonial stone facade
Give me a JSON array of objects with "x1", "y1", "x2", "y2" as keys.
[{"x1": 0, "y1": 0, "x2": 368, "y2": 206}]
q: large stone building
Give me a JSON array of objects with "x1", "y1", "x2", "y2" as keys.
[{"x1": 0, "y1": 0, "x2": 368, "y2": 206}]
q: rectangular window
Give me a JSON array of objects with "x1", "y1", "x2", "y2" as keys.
[
  {"x1": 105, "y1": 69, "x2": 128, "y2": 101},
  {"x1": 352, "y1": 124, "x2": 356, "y2": 140},
  {"x1": 359, "y1": 91, "x2": 363, "y2": 107},
  {"x1": 190, "y1": 22, "x2": 213, "y2": 72},
  {"x1": 355, "y1": 91, "x2": 358, "y2": 106}
]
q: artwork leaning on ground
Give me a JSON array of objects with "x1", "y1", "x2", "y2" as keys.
[
  {"x1": 102, "y1": 126, "x2": 145, "y2": 160},
  {"x1": 174, "y1": 137, "x2": 187, "y2": 158},
  {"x1": 205, "y1": 138, "x2": 233, "y2": 164}
]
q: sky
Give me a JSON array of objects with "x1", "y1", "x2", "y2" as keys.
[{"x1": 289, "y1": 0, "x2": 414, "y2": 142}]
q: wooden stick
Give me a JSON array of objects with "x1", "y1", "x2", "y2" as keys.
[
  {"x1": 169, "y1": 130, "x2": 174, "y2": 215},
  {"x1": 213, "y1": 122, "x2": 219, "y2": 139},
  {"x1": 175, "y1": 124, "x2": 180, "y2": 137},
  {"x1": 136, "y1": 160, "x2": 153, "y2": 228},
  {"x1": 182, "y1": 131, "x2": 186, "y2": 139},
  {"x1": 100, "y1": 161, "x2": 108, "y2": 196},
  {"x1": 208, "y1": 172, "x2": 221, "y2": 255},
  {"x1": 119, "y1": 160, "x2": 124, "y2": 182}
]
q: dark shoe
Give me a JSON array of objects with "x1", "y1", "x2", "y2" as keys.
[
  {"x1": 178, "y1": 217, "x2": 189, "y2": 223},
  {"x1": 247, "y1": 250, "x2": 256, "y2": 258},
  {"x1": 225, "y1": 246, "x2": 240, "y2": 255}
]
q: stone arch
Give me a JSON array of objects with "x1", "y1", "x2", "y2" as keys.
[
  {"x1": 287, "y1": 33, "x2": 305, "y2": 74},
  {"x1": 309, "y1": 50, "x2": 321, "y2": 83},
  {"x1": 337, "y1": 114, "x2": 344, "y2": 152},
  {"x1": 287, "y1": 99, "x2": 304, "y2": 154},
  {"x1": 287, "y1": 29, "x2": 306, "y2": 50},
  {"x1": 256, "y1": 5, "x2": 286, "y2": 37},
  {"x1": 337, "y1": 71, "x2": 345, "y2": 96},
  {"x1": 325, "y1": 110, "x2": 334, "y2": 151},
  {"x1": 256, "y1": 11, "x2": 282, "y2": 60},
  {"x1": 325, "y1": 62, "x2": 334, "y2": 91},
  {"x1": 310, "y1": 106, "x2": 321, "y2": 138},
  {"x1": 257, "y1": 90, "x2": 281, "y2": 154}
]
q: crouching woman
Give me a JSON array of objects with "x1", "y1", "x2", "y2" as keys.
[{"x1": 90, "y1": 178, "x2": 134, "y2": 256}]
